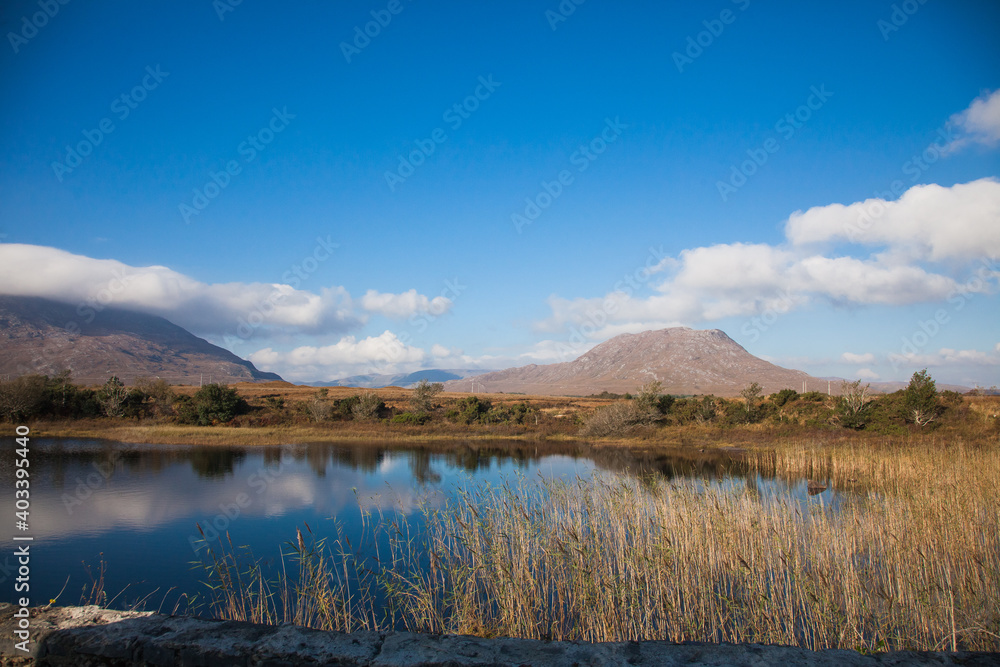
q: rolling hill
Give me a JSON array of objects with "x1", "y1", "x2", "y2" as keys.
[{"x1": 442, "y1": 327, "x2": 829, "y2": 397}]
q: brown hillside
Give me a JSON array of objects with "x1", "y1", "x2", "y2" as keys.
[
  {"x1": 443, "y1": 327, "x2": 828, "y2": 397},
  {"x1": 0, "y1": 295, "x2": 281, "y2": 385}
]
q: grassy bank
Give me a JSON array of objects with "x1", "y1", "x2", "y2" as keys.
[
  {"x1": 27, "y1": 419, "x2": 580, "y2": 446},
  {"x1": 193, "y1": 436, "x2": 1000, "y2": 652}
]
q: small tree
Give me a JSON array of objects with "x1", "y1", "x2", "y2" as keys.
[
  {"x1": 634, "y1": 380, "x2": 666, "y2": 421},
  {"x1": 905, "y1": 369, "x2": 938, "y2": 426},
  {"x1": 352, "y1": 391, "x2": 385, "y2": 421},
  {"x1": 838, "y1": 379, "x2": 873, "y2": 429},
  {"x1": 696, "y1": 396, "x2": 717, "y2": 424},
  {"x1": 740, "y1": 382, "x2": 763, "y2": 423},
  {"x1": 0, "y1": 375, "x2": 45, "y2": 421},
  {"x1": 409, "y1": 379, "x2": 443, "y2": 413},
  {"x1": 306, "y1": 399, "x2": 333, "y2": 422},
  {"x1": 98, "y1": 376, "x2": 132, "y2": 418},
  {"x1": 133, "y1": 376, "x2": 175, "y2": 417}
]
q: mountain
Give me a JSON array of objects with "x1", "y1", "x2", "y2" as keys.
[
  {"x1": 443, "y1": 327, "x2": 827, "y2": 397},
  {"x1": 310, "y1": 368, "x2": 491, "y2": 389},
  {"x1": 0, "y1": 295, "x2": 282, "y2": 384}
]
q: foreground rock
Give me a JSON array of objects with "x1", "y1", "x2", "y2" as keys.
[{"x1": 2, "y1": 606, "x2": 998, "y2": 666}]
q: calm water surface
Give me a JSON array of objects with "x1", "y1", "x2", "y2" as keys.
[{"x1": 0, "y1": 438, "x2": 844, "y2": 610}]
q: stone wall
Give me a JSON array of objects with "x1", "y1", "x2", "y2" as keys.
[{"x1": 2, "y1": 605, "x2": 998, "y2": 666}]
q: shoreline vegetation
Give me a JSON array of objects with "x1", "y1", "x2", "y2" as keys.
[
  {"x1": 6, "y1": 372, "x2": 999, "y2": 651},
  {"x1": 185, "y1": 436, "x2": 1000, "y2": 652},
  {"x1": 2, "y1": 370, "x2": 997, "y2": 448}
]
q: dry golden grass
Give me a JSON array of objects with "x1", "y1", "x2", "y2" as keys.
[{"x1": 193, "y1": 435, "x2": 999, "y2": 651}]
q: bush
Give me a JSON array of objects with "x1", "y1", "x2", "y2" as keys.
[
  {"x1": 864, "y1": 391, "x2": 908, "y2": 434},
  {"x1": 449, "y1": 396, "x2": 492, "y2": 425},
  {"x1": 772, "y1": 389, "x2": 798, "y2": 408},
  {"x1": 351, "y1": 391, "x2": 385, "y2": 422},
  {"x1": 484, "y1": 401, "x2": 537, "y2": 425},
  {"x1": 40, "y1": 375, "x2": 100, "y2": 419},
  {"x1": 0, "y1": 375, "x2": 46, "y2": 421},
  {"x1": 409, "y1": 379, "x2": 443, "y2": 413},
  {"x1": 133, "y1": 376, "x2": 175, "y2": 417},
  {"x1": 391, "y1": 411, "x2": 431, "y2": 425},
  {"x1": 334, "y1": 396, "x2": 361, "y2": 420},
  {"x1": 306, "y1": 398, "x2": 333, "y2": 422},
  {"x1": 177, "y1": 383, "x2": 248, "y2": 425},
  {"x1": 582, "y1": 400, "x2": 651, "y2": 437}
]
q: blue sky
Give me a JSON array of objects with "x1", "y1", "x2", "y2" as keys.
[{"x1": 1, "y1": 0, "x2": 999, "y2": 386}]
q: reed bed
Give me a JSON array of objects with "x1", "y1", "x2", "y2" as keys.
[{"x1": 195, "y1": 439, "x2": 1000, "y2": 652}]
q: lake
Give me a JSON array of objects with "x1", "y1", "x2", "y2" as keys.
[{"x1": 0, "y1": 438, "x2": 843, "y2": 613}]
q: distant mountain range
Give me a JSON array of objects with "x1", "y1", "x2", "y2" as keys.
[
  {"x1": 310, "y1": 368, "x2": 491, "y2": 389},
  {"x1": 443, "y1": 327, "x2": 830, "y2": 397},
  {"x1": 0, "y1": 295, "x2": 281, "y2": 384},
  {"x1": 1, "y1": 297, "x2": 972, "y2": 395}
]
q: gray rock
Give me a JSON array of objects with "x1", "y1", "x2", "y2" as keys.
[{"x1": 1, "y1": 605, "x2": 998, "y2": 666}]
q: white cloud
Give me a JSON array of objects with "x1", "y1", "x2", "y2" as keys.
[
  {"x1": 536, "y1": 180, "x2": 999, "y2": 336},
  {"x1": 785, "y1": 179, "x2": 1000, "y2": 261},
  {"x1": 0, "y1": 244, "x2": 449, "y2": 346},
  {"x1": 888, "y1": 347, "x2": 1000, "y2": 370},
  {"x1": 360, "y1": 289, "x2": 452, "y2": 319},
  {"x1": 431, "y1": 344, "x2": 454, "y2": 358},
  {"x1": 944, "y1": 89, "x2": 1000, "y2": 153},
  {"x1": 249, "y1": 331, "x2": 426, "y2": 381},
  {"x1": 842, "y1": 352, "x2": 876, "y2": 364},
  {"x1": 856, "y1": 368, "x2": 880, "y2": 380}
]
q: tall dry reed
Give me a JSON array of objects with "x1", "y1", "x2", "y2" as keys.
[{"x1": 196, "y1": 439, "x2": 1000, "y2": 651}]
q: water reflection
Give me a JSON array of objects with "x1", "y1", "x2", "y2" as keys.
[{"x1": 0, "y1": 438, "x2": 846, "y2": 608}]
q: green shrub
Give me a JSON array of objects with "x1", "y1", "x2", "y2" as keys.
[
  {"x1": 450, "y1": 396, "x2": 492, "y2": 424},
  {"x1": 772, "y1": 389, "x2": 798, "y2": 408},
  {"x1": 334, "y1": 396, "x2": 361, "y2": 420},
  {"x1": 904, "y1": 369, "x2": 939, "y2": 426},
  {"x1": 176, "y1": 383, "x2": 248, "y2": 425},
  {"x1": 391, "y1": 411, "x2": 431, "y2": 425}
]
